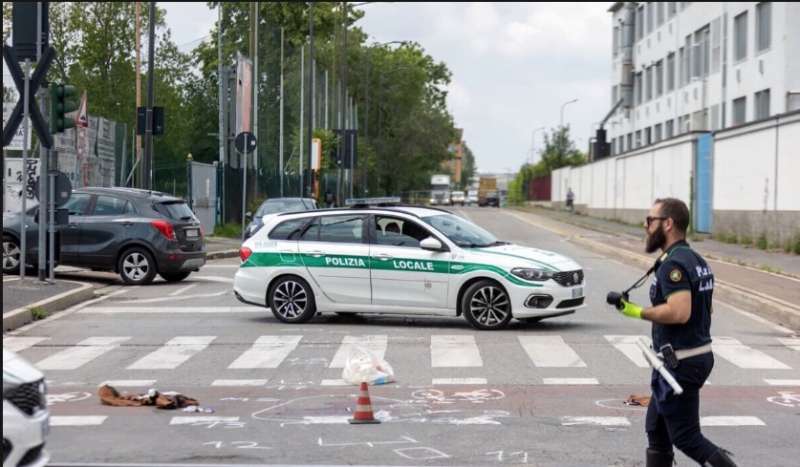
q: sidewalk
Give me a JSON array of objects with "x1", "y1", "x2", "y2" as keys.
[
  {"x1": 3, "y1": 237, "x2": 241, "y2": 332},
  {"x1": 512, "y1": 206, "x2": 800, "y2": 331}
]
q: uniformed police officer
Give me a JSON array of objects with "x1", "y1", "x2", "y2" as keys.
[{"x1": 610, "y1": 198, "x2": 736, "y2": 467}]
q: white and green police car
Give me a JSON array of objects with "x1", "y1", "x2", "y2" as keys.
[{"x1": 233, "y1": 203, "x2": 585, "y2": 330}]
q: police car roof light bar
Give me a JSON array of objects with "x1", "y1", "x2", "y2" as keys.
[{"x1": 345, "y1": 197, "x2": 402, "y2": 207}]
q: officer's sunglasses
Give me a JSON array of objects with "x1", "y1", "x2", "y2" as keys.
[{"x1": 645, "y1": 216, "x2": 668, "y2": 227}]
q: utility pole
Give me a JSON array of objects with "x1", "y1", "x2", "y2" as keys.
[
  {"x1": 217, "y1": 2, "x2": 225, "y2": 224},
  {"x1": 299, "y1": 45, "x2": 304, "y2": 198},
  {"x1": 135, "y1": 1, "x2": 142, "y2": 187},
  {"x1": 279, "y1": 27, "x2": 284, "y2": 197},
  {"x1": 36, "y1": 1, "x2": 49, "y2": 282},
  {"x1": 306, "y1": 2, "x2": 315, "y2": 199},
  {"x1": 143, "y1": 1, "x2": 156, "y2": 190},
  {"x1": 253, "y1": 2, "x2": 259, "y2": 189}
]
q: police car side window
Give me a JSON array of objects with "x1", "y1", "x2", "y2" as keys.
[
  {"x1": 374, "y1": 216, "x2": 430, "y2": 248},
  {"x1": 269, "y1": 218, "x2": 309, "y2": 240},
  {"x1": 318, "y1": 215, "x2": 365, "y2": 244}
]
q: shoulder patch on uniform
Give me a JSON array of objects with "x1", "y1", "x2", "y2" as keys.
[{"x1": 669, "y1": 268, "x2": 683, "y2": 282}]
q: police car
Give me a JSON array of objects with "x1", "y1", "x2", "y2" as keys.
[{"x1": 233, "y1": 199, "x2": 585, "y2": 330}]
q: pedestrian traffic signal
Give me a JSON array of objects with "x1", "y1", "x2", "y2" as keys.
[{"x1": 49, "y1": 84, "x2": 79, "y2": 133}]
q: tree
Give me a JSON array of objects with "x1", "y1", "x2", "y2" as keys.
[{"x1": 460, "y1": 143, "x2": 477, "y2": 189}]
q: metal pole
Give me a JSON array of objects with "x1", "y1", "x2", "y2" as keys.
[
  {"x1": 307, "y1": 2, "x2": 314, "y2": 199},
  {"x1": 324, "y1": 69, "x2": 329, "y2": 129},
  {"x1": 241, "y1": 136, "x2": 247, "y2": 242},
  {"x1": 253, "y1": 2, "x2": 259, "y2": 180},
  {"x1": 48, "y1": 170, "x2": 55, "y2": 281},
  {"x1": 279, "y1": 28, "x2": 285, "y2": 197},
  {"x1": 36, "y1": 2, "x2": 49, "y2": 282},
  {"x1": 560, "y1": 98, "x2": 578, "y2": 129},
  {"x1": 217, "y1": 2, "x2": 225, "y2": 222},
  {"x1": 144, "y1": 1, "x2": 156, "y2": 190},
  {"x1": 21, "y1": 59, "x2": 31, "y2": 281},
  {"x1": 299, "y1": 45, "x2": 305, "y2": 197}
]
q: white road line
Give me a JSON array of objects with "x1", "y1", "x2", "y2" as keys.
[
  {"x1": 36, "y1": 337, "x2": 130, "y2": 370},
  {"x1": 320, "y1": 379, "x2": 349, "y2": 386},
  {"x1": 193, "y1": 275, "x2": 234, "y2": 284},
  {"x1": 50, "y1": 416, "x2": 108, "y2": 426},
  {"x1": 543, "y1": 378, "x2": 599, "y2": 385},
  {"x1": 432, "y1": 378, "x2": 488, "y2": 385},
  {"x1": 712, "y1": 336, "x2": 791, "y2": 369},
  {"x1": 764, "y1": 379, "x2": 800, "y2": 386},
  {"x1": 700, "y1": 416, "x2": 765, "y2": 427},
  {"x1": 228, "y1": 335, "x2": 303, "y2": 369},
  {"x1": 518, "y1": 336, "x2": 587, "y2": 367},
  {"x1": 78, "y1": 306, "x2": 262, "y2": 314},
  {"x1": 431, "y1": 335, "x2": 483, "y2": 367},
  {"x1": 9, "y1": 287, "x2": 132, "y2": 334},
  {"x1": 127, "y1": 336, "x2": 216, "y2": 370},
  {"x1": 211, "y1": 379, "x2": 268, "y2": 387},
  {"x1": 170, "y1": 416, "x2": 239, "y2": 425},
  {"x1": 329, "y1": 335, "x2": 388, "y2": 368},
  {"x1": 778, "y1": 337, "x2": 800, "y2": 351},
  {"x1": 100, "y1": 380, "x2": 156, "y2": 387},
  {"x1": 604, "y1": 335, "x2": 651, "y2": 368},
  {"x1": 562, "y1": 416, "x2": 630, "y2": 427},
  {"x1": 168, "y1": 283, "x2": 198, "y2": 297},
  {"x1": 3, "y1": 336, "x2": 49, "y2": 352},
  {"x1": 113, "y1": 290, "x2": 230, "y2": 305}
]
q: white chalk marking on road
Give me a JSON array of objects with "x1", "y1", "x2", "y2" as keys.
[
  {"x1": 3, "y1": 336, "x2": 49, "y2": 352},
  {"x1": 764, "y1": 379, "x2": 800, "y2": 386},
  {"x1": 36, "y1": 337, "x2": 130, "y2": 370},
  {"x1": 320, "y1": 379, "x2": 349, "y2": 386},
  {"x1": 432, "y1": 378, "x2": 488, "y2": 385},
  {"x1": 168, "y1": 283, "x2": 198, "y2": 297},
  {"x1": 605, "y1": 335, "x2": 651, "y2": 368},
  {"x1": 778, "y1": 337, "x2": 800, "y2": 351},
  {"x1": 100, "y1": 380, "x2": 156, "y2": 387},
  {"x1": 127, "y1": 336, "x2": 216, "y2": 370},
  {"x1": 50, "y1": 416, "x2": 108, "y2": 426},
  {"x1": 329, "y1": 335, "x2": 388, "y2": 368},
  {"x1": 228, "y1": 335, "x2": 303, "y2": 369},
  {"x1": 299, "y1": 416, "x2": 351, "y2": 424},
  {"x1": 543, "y1": 378, "x2": 599, "y2": 385},
  {"x1": 518, "y1": 336, "x2": 587, "y2": 367},
  {"x1": 211, "y1": 379, "x2": 268, "y2": 387},
  {"x1": 170, "y1": 416, "x2": 239, "y2": 425},
  {"x1": 561, "y1": 416, "x2": 630, "y2": 427},
  {"x1": 712, "y1": 336, "x2": 791, "y2": 369},
  {"x1": 431, "y1": 335, "x2": 483, "y2": 367},
  {"x1": 700, "y1": 416, "x2": 765, "y2": 427},
  {"x1": 78, "y1": 306, "x2": 262, "y2": 314}
]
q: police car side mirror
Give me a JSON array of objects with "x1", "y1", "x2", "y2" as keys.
[{"x1": 420, "y1": 237, "x2": 444, "y2": 252}]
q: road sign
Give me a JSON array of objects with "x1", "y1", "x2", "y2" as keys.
[
  {"x1": 2, "y1": 101, "x2": 31, "y2": 150},
  {"x1": 33, "y1": 170, "x2": 72, "y2": 206},
  {"x1": 2, "y1": 44, "x2": 55, "y2": 149},
  {"x1": 235, "y1": 131, "x2": 257, "y2": 154},
  {"x1": 136, "y1": 106, "x2": 164, "y2": 135}
]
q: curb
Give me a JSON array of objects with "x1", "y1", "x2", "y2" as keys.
[
  {"x1": 508, "y1": 209, "x2": 800, "y2": 332},
  {"x1": 3, "y1": 280, "x2": 97, "y2": 332},
  {"x1": 206, "y1": 249, "x2": 239, "y2": 261}
]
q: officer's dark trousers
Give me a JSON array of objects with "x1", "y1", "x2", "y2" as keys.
[{"x1": 646, "y1": 353, "x2": 718, "y2": 464}]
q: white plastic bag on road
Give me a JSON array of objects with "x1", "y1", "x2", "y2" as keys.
[{"x1": 342, "y1": 345, "x2": 395, "y2": 385}]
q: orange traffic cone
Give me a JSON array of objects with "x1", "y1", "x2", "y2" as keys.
[{"x1": 349, "y1": 382, "x2": 381, "y2": 424}]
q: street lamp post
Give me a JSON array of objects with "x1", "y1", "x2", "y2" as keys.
[
  {"x1": 560, "y1": 98, "x2": 579, "y2": 129},
  {"x1": 530, "y1": 126, "x2": 546, "y2": 165}
]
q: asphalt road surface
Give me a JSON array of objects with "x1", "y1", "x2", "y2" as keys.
[{"x1": 5, "y1": 207, "x2": 799, "y2": 467}]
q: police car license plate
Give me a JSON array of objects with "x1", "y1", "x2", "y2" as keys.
[
  {"x1": 185, "y1": 228, "x2": 199, "y2": 238},
  {"x1": 572, "y1": 287, "x2": 583, "y2": 299}
]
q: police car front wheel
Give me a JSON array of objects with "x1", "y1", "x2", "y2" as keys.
[
  {"x1": 268, "y1": 276, "x2": 317, "y2": 323},
  {"x1": 462, "y1": 280, "x2": 513, "y2": 330}
]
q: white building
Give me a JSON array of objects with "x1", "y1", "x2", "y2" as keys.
[{"x1": 606, "y1": 2, "x2": 800, "y2": 155}]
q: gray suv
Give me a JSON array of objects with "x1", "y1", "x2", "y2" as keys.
[{"x1": 2, "y1": 187, "x2": 206, "y2": 285}]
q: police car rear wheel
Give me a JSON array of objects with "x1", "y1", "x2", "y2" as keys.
[
  {"x1": 462, "y1": 280, "x2": 512, "y2": 330},
  {"x1": 268, "y1": 276, "x2": 316, "y2": 323}
]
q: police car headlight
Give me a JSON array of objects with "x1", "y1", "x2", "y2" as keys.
[{"x1": 511, "y1": 267, "x2": 552, "y2": 281}]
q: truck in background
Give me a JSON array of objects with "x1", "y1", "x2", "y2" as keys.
[
  {"x1": 429, "y1": 174, "x2": 452, "y2": 205},
  {"x1": 478, "y1": 176, "x2": 499, "y2": 207}
]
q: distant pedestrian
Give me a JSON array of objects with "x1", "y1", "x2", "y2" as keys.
[
  {"x1": 325, "y1": 190, "x2": 335, "y2": 208},
  {"x1": 566, "y1": 188, "x2": 575, "y2": 212}
]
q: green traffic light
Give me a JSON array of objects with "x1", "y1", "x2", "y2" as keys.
[{"x1": 49, "y1": 84, "x2": 80, "y2": 134}]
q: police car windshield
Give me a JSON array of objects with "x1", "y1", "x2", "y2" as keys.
[{"x1": 422, "y1": 214, "x2": 498, "y2": 248}]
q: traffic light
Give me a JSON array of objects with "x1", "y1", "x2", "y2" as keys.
[{"x1": 49, "y1": 84, "x2": 79, "y2": 134}]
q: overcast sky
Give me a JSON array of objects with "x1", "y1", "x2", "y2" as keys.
[{"x1": 163, "y1": 2, "x2": 612, "y2": 174}]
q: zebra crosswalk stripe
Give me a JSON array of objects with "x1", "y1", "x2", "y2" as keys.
[
  {"x1": 518, "y1": 336, "x2": 587, "y2": 367},
  {"x1": 127, "y1": 336, "x2": 216, "y2": 370},
  {"x1": 713, "y1": 337, "x2": 791, "y2": 369},
  {"x1": 37, "y1": 337, "x2": 130, "y2": 370},
  {"x1": 604, "y1": 335, "x2": 651, "y2": 368},
  {"x1": 228, "y1": 335, "x2": 302, "y2": 369},
  {"x1": 3, "y1": 336, "x2": 49, "y2": 352},
  {"x1": 431, "y1": 335, "x2": 483, "y2": 367},
  {"x1": 329, "y1": 335, "x2": 388, "y2": 369},
  {"x1": 777, "y1": 337, "x2": 800, "y2": 352}
]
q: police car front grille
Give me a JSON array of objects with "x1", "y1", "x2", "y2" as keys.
[
  {"x1": 5, "y1": 380, "x2": 46, "y2": 416},
  {"x1": 552, "y1": 270, "x2": 583, "y2": 287}
]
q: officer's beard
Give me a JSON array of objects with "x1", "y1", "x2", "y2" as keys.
[{"x1": 645, "y1": 225, "x2": 667, "y2": 253}]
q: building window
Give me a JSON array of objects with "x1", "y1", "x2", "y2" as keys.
[
  {"x1": 612, "y1": 85, "x2": 619, "y2": 106},
  {"x1": 734, "y1": 11, "x2": 748, "y2": 62},
  {"x1": 710, "y1": 104, "x2": 720, "y2": 130},
  {"x1": 645, "y1": 66, "x2": 653, "y2": 101},
  {"x1": 732, "y1": 96, "x2": 747, "y2": 125},
  {"x1": 756, "y1": 2, "x2": 771, "y2": 52},
  {"x1": 613, "y1": 26, "x2": 620, "y2": 56},
  {"x1": 755, "y1": 89, "x2": 770, "y2": 120},
  {"x1": 655, "y1": 60, "x2": 664, "y2": 97},
  {"x1": 645, "y1": 127, "x2": 652, "y2": 145},
  {"x1": 711, "y1": 18, "x2": 722, "y2": 73},
  {"x1": 666, "y1": 53, "x2": 676, "y2": 91},
  {"x1": 665, "y1": 119, "x2": 674, "y2": 138},
  {"x1": 627, "y1": 133, "x2": 633, "y2": 150},
  {"x1": 635, "y1": 130, "x2": 642, "y2": 148},
  {"x1": 635, "y1": 72, "x2": 643, "y2": 105},
  {"x1": 657, "y1": 2, "x2": 665, "y2": 26},
  {"x1": 646, "y1": 2, "x2": 654, "y2": 35},
  {"x1": 682, "y1": 35, "x2": 692, "y2": 84},
  {"x1": 636, "y1": 6, "x2": 645, "y2": 41},
  {"x1": 668, "y1": 2, "x2": 677, "y2": 18},
  {"x1": 654, "y1": 123, "x2": 663, "y2": 142}
]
